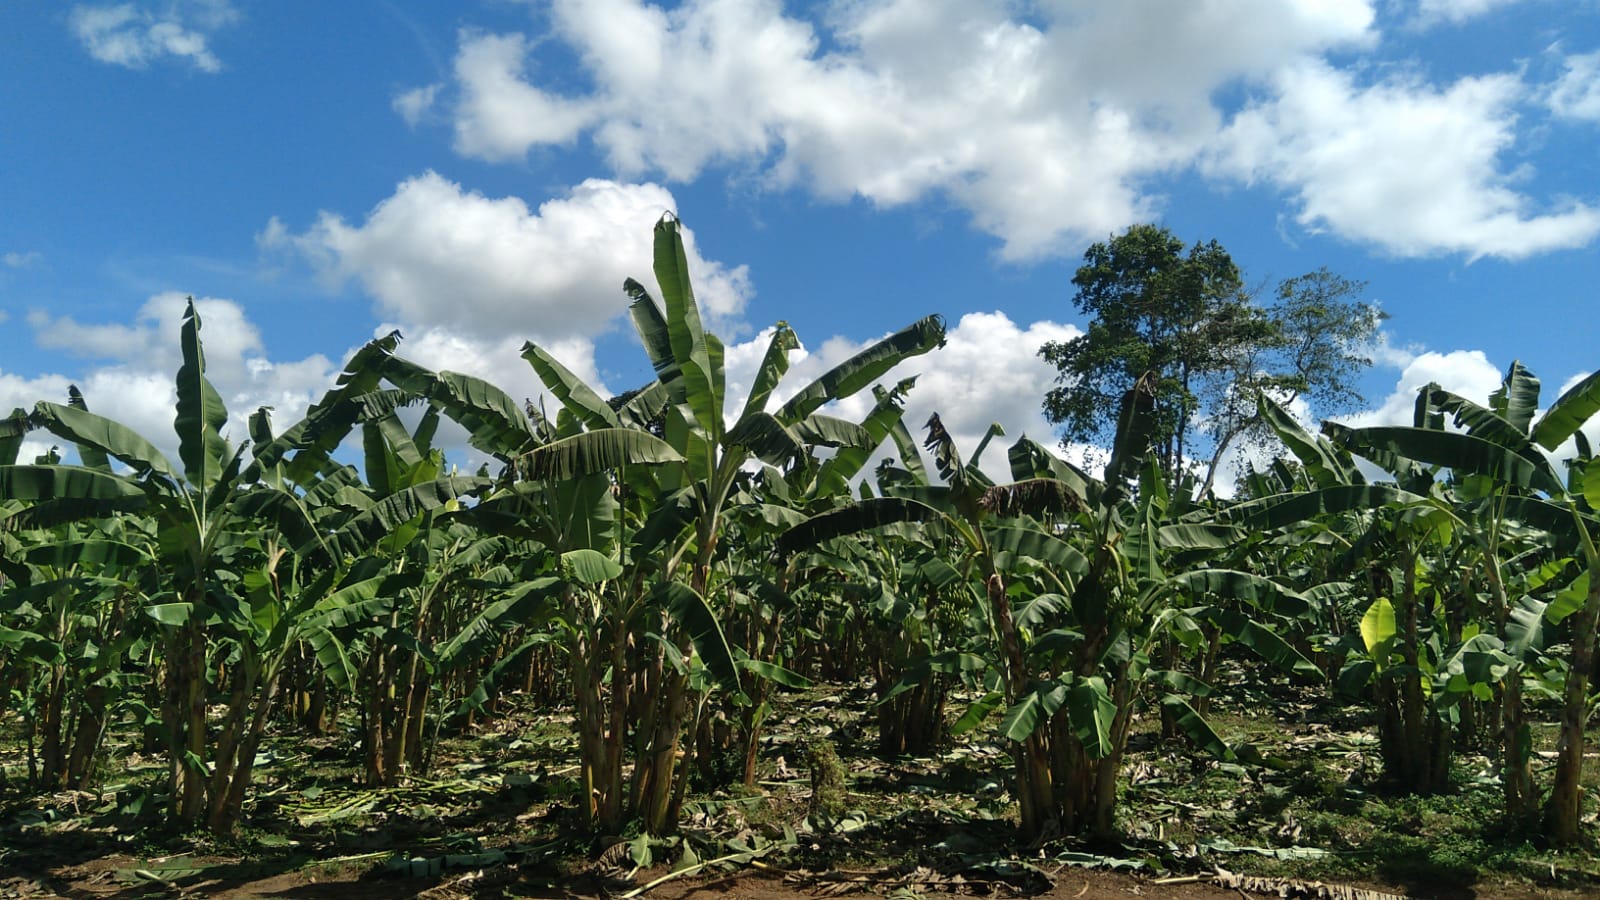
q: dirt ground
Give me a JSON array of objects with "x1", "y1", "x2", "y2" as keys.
[{"x1": 2, "y1": 853, "x2": 1596, "y2": 900}]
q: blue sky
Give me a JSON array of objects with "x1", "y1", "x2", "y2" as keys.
[{"x1": 2, "y1": 0, "x2": 1599, "y2": 481}]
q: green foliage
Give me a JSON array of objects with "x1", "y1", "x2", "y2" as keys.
[
  {"x1": 6, "y1": 215, "x2": 1600, "y2": 869},
  {"x1": 1040, "y1": 226, "x2": 1378, "y2": 495}
]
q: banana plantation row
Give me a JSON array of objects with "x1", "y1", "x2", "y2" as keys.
[{"x1": 2, "y1": 217, "x2": 1599, "y2": 848}]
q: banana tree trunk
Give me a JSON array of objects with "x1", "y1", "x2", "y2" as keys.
[
  {"x1": 739, "y1": 612, "x2": 784, "y2": 785},
  {"x1": 1091, "y1": 666, "x2": 1135, "y2": 839},
  {"x1": 1501, "y1": 675, "x2": 1535, "y2": 822},
  {"x1": 361, "y1": 651, "x2": 388, "y2": 785},
  {"x1": 205, "y1": 653, "x2": 259, "y2": 826},
  {"x1": 38, "y1": 665, "x2": 66, "y2": 788},
  {"x1": 1485, "y1": 561, "x2": 1536, "y2": 822},
  {"x1": 166, "y1": 617, "x2": 209, "y2": 828},
  {"x1": 600, "y1": 600, "x2": 629, "y2": 828},
  {"x1": 988, "y1": 572, "x2": 1054, "y2": 841},
  {"x1": 1544, "y1": 569, "x2": 1600, "y2": 844},
  {"x1": 1377, "y1": 562, "x2": 1452, "y2": 793},
  {"x1": 1195, "y1": 626, "x2": 1223, "y2": 718},
  {"x1": 638, "y1": 531, "x2": 719, "y2": 834},
  {"x1": 64, "y1": 682, "x2": 108, "y2": 788},
  {"x1": 568, "y1": 585, "x2": 613, "y2": 830},
  {"x1": 207, "y1": 665, "x2": 281, "y2": 834},
  {"x1": 639, "y1": 665, "x2": 691, "y2": 833}
]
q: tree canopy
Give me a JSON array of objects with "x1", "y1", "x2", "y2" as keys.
[{"x1": 1039, "y1": 224, "x2": 1381, "y2": 496}]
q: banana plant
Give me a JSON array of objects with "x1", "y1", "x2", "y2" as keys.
[
  {"x1": 0, "y1": 309, "x2": 486, "y2": 832},
  {"x1": 779, "y1": 375, "x2": 1323, "y2": 840},
  {"x1": 523, "y1": 214, "x2": 943, "y2": 833},
  {"x1": 1324, "y1": 361, "x2": 1600, "y2": 842},
  {"x1": 1, "y1": 513, "x2": 154, "y2": 790},
  {"x1": 359, "y1": 215, "x2": 944, "y2": 833},
  {"x1": 1234, "y1": 392, "x2": 1471, "y2": 793}
]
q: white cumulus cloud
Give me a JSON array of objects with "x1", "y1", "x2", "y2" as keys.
[
  {"x1": 449, "y1": 31, "x2": 599, "y2": 160},
  {"x1": 69, "y1": 1, "x2": 238, "y2": 73},
  {"x1": 262, "y1": 173, "x2": 751, "y2": 345},
  {"x1": 1547, "y1": 50, "x2": 1600, "y2": 122},
  {"x1": 1208, "y1": 60, "x2": 1600, "y2": 259},
  {"x1": 410, "y1": 0, "x2": 1379, "y2": 260},
  {"x1": 393, "y1": 84, "x2": 441, "y2": 128},
  {"x1": 1335, "y1": 349, "x2": 1505, "y2": 429},
  {"x1": 395, "y1": 0, "x2": 1600, "y2": 262}
]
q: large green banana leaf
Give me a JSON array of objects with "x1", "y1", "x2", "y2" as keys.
[
  {"x1": 737, "y1": 324, "x2": 799, "y2": 422},
  {"x1": 625, "y1": 280, "x2": 679, "y2": 384},
  {"x1": 0, "y1": 624, "x2": 62, "y2": 665},
  {"x1": 613, "y1": 380, "x2": 669, "y2": 432},
  {"x1": 377, "y1": 357, "x2": 534, "y2": 456},
  {"x1": 1426, "y1": 387, "x2": 1522, "y2": 445},
  {"x1": 25, "y1": 538, "x2": 149, "y2": 570},
  {"x1": 1338, "y1": 426, "x2": 1564, "y2": 496},
  {"x1": 775, "y1": 315, "x2": 946, "y2": 423},
  {"x1": 630, "y1": 486, "x2": 699, "y2": 559},
  {"x1": 1157, "y1": 523, "x2": 1246, "y2": 550},
  {"x1": 522, "y1": 428, "x2": 684, "y2": 479},
  {"x1": 986, "y1": 524, "x2": 1091, "y2": 578},
  {"x1": 1256, "y1": 392, "x2": 1356, "y2": 488},
  {"x1": 651, "y1": 216, "x2": 721, "y2": 444},
  {"x1": 0, "y1": 407, "x2": 27, "y2": 466},
  {"x1": 654, "y1": 580, "x2": 740, "y2": 695},
  {"x1": 793, "y1": 413, "x2": 873, "y2": 449},
  {"x1": 999, "y1": 680, "x2": 1069, "y2": 743},
  {"x1": 724, "y1": 413, "x2": 803, "y2": 466},
  {"x1": 315, "y1": 475, "x2": 488, "y2": 560},
  {"x1": 0, "y1": 464, "x2": 149, "y2": 502},
  {"x1": 65, "y1": 386, "x2": 112, "y2": 473},
  {"x1": 1170, "y1": 569, "x2": 1314, "y2": 618},
  {"x1": 30, "y1": 402, "x2": 176, "y2": 482},
  {"x1": 1102, "y1": 373, "x2": 1157, "y2": 502},
  {"x1": 1193, "y1": 607, "x2": 1323, "y2": 680},
  {"x1": 1531, "y1": 367, "x2": 1600, "y2": 451},
  {"x1": 560, "y1": 548, "x2": 623, "y2": 585},
  {"x1": 1490, "y1": 360, "x2": 1541, "y2": 434},
  {"x1": 877, "y1": 383, "x2": 929, "y2": 484},
  {"x1": 436, "y1": 577, "x2": 561, "y2": 669},
  {"x1": 174, "y1": 299, "x2": 231, "y2": 490},
  {"x1": 814, "y1": 384, "x2": 915, "y2": 498},
  {"x1": 776, "y1": 497, "x2": 945, "y2": 557},
  {"x1": 1161, "y1": 694, "x2": 1233, "y2": 760},
  {"x1": 521, "y1": 343, "x2": 620, "y2": 431},
  {"x1": 249, "y1": 332, "x2": 401, "y2": 482},
  {"x1": 1226, "y1": 484, "x2": 1421, "y2": 530},
  {"x1": 1007, "y1": 435, "x2": 1095, "y2": 502}
]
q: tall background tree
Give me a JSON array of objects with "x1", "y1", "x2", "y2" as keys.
[{"x1": 1039, "y1": 225, "x2": 1380, "y2": 496}]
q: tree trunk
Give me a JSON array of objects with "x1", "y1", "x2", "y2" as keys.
[
  {"x1": 205, "y1": 656, "x2": 258, "y2": 827},
  {"x1": 1544, "y1": 568, "x2": 1600, "y2": 844},
  {"x1": 1374, "y1": 559, "x2": 1452, "y2": 794},
  {"x1": 65, "y1": 683, "x2": 108, "y2": 788},
  {"x1": 165, "y1": 617, "x2": 210, "y2": 828},
  {"x1": 1500, "y1": 675, "x2": 1535, "y2": 824},
  {"x1": 989, "y1": 572, "x2": 1055, "y2": 841},
  {"x1": 207, "y1": 667, "x2": 280, "y2": 834},
  {"x1": 361, "y1": 651, "x2": 388, "y2": 786},
  {"x1": 38, "y1": 665, "x2": 66, "y2": 788}
]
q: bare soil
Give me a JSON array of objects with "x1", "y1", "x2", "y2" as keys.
[{"x1": 2, "y1": 853, "x2": 1595, "y2": 900}]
